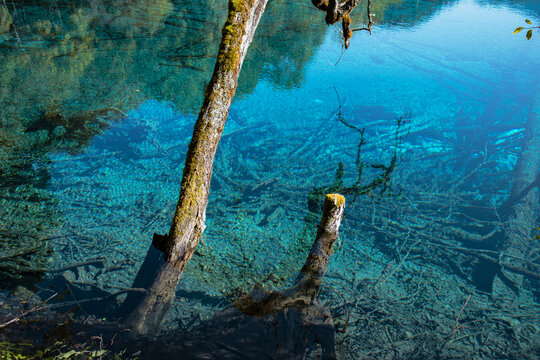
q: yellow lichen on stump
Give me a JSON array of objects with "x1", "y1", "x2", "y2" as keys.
[{"x1": 326, "y1": 193, "x2": 346, "y2": 207}]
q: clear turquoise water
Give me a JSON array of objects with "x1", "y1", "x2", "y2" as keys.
[{"x1": 1, "y1": 0, "x2": 539, "y2": 358}]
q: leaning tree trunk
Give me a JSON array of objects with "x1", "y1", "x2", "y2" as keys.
[
  {"x1": 493, "y1": 90, "x2": 540, "y2": 297},
  {"x1": 121, "y1": 0, "x2": 268, "y2": 335}
]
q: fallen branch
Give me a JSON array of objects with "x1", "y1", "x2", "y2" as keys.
[
  {"x1": 370, "y1": 221, "x2": 540, "y2": 281},
  {"x1": 0, "y1": 288, "x2": 148, "y2": 330},
  {"x1": 46, "y1": 258, "x2": 108, "y2": 273}
]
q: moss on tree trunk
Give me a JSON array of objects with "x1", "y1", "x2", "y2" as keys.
[{"x1": 121, "y1": 0, "x2": 269, "y2": 335}]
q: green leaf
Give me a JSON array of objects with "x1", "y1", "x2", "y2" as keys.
[
  {"x1": 56, "y1": 350, "x2": 77, "y2": 359},
  {"x1": 89, "y1": 350, "x2": 109, "y2": 357},
  {"x1": 513, "y1": 26, "x2": 523, "y2": 34},
  {"x1": 527, "y1": 29, "x2": 533, "y2": 40},
  {"x1": 525, "y1": 19, "x2": 532, "y2": 24}
]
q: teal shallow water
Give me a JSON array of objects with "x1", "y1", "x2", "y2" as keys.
[{"x1": 1, "y1": 0, "x2": 540, "y2": 358}]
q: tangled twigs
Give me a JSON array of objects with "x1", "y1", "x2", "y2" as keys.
[
  {"x1": 454, "y1": 294, "x2": 471, "y2": 333},
  {"x1": 351, "y1": 0, "x2": 374, "y2": 35},
  {"x1": 439, "y1": 294, "x2": 481, "y2": 353},
  {"x1": 376, "y1": 239, "x2": 421, "y2": 286},
  {"x1": 332, "y1": 288, "x2": 351, "y2": 334},
  {"x1": 450, "y1": 143, "x2": 490, "y2": 191},
  {"x1": 46, "y1": 258, "x2": 107, "y2": 273}
]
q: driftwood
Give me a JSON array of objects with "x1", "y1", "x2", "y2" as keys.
[
  {"x1": 120, "y1": 0, "x2": 269, "y2": 335},
  {"x1": 494, "y1": 91, "x2": 540, "y2": 295},
  {"x1": 168, "y1": 194, "x2": 345, "y2": 359}
]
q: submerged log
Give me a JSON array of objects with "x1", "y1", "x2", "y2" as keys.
[
  {"x1": 120, "y1": 0, "x2": 269, "y2": 335},
  {"x1": 493, "y1": 92, "x2": 540, "y2": 296}
]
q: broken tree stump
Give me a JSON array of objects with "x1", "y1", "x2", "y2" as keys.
[{"x1": 166, "y1": 194, "x2": 345, "y2": 359}]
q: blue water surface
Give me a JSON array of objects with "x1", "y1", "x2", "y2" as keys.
[{"x1": 1, "y1": 0, "x2": 539, "y2": 358}]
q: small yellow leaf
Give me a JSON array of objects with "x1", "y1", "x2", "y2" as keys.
[
  {"x1": 525, "y1": 19, "x2": 532, "y2": 25},
  {"x1": 526, "y1": 29, "x2": 533, "y2": 40},
  {"x1": 513, "y1": 26, "x2": 523, "y2": 34}
]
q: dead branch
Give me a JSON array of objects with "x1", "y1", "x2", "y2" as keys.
[{"x1": 0, "y1": 288, "x2": 148, "y2": 330}]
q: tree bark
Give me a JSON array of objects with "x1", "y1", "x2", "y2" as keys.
[
  {"x1": 235, "y1": 194, "x2": 346, "y2": 317},
  {"x1": 121, "y1": 0, "x2": 268, "y2": 335}
]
